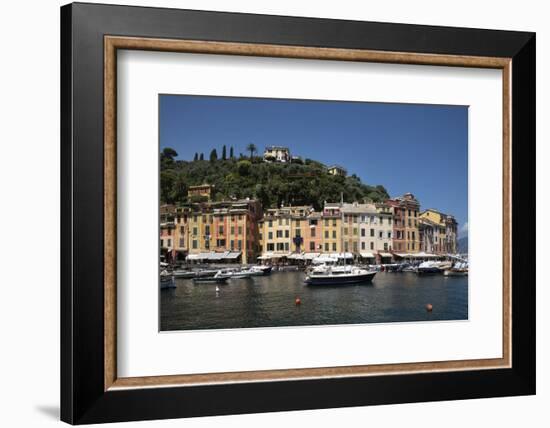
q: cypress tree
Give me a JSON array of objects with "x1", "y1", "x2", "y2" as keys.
[
  {"x1": 209, "y1": 149, "x2": 218, "y2": 162},
  {"x1": 222, "y1": 145, "x2": 227, "y2": 160}
]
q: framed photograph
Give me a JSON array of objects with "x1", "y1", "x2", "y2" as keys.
[{"x1": 61, "y1": 2, "x2": 535, "y2": 424}]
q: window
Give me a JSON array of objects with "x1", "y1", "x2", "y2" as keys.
[
  {"x1": 180, "y1": 226, "x2": 184, "y2": 234},
  {"x1": 361, "y1": 228, "x2": 366, "y2": 237},
  {"x1": 310, "y1": 242, "x2": 315, "y2": 251},
  {"x1": 412, "y1": 231, "x2": 416, "y2": 240},
  {"x1": 219, "y1": 226, "x2": 224, "y2": 235},
  {"x1": 408, "y1": 219, "x2": 412, "y2": 227},
  {"x1": 380, "y1": 217, "x2": 384, "y2": 225},
  {"x1": 230, "y1": 226, "x2": 235, "y2": 235},
  {"x1": 230, "y1": 240, "x2": 234, "y2": 250},
  {"x1": 204, "y1": 225, "x2": 210, "y2": 235},
  {"x1": 268, "y1": 220, "x2": 273, "y2": 228},
  {"x1": 310, "y1": 219, "x2": 318, "y2": 226},
  {"x1": 238, "y1": 226, "x2": 243, "y2": 235},
  {"x1": 238, "y1": 240, "x2": 242, "y2": 250},
  {"x1": 370, "y1": 228, "x2": 375, "y2": 237},
  {"x1": 268, "y1": 231, "x2": 273, "y2": 240},
  {"x1": 379, "y1": 231, "x2": 383, "y2": 239},
  {"x1": 325, "y1": 230, "x2": 329, "y2": 239},
  {"x1": 344, "y1": 242, "x2": 349, "y2": 252},
  {"x1": 353, "y1": 242, "x2": 358, "y2": 252},
  {"x1": 384, "y1": 243, "x2": 388, "y2": 251},
  {"x1": 295, "y1": 219, "x2": 301, "y2": 226},
  {"x1": 192, "y1": 240, "x2": 198, "y2": 249},
  {"x1": 408, "y1": 209, "x2": 411, "y2": 216},
  {"x1": 278, "y1": 218, "x2": 282, "y2": 226},
  {"x1": 388, "y1": 231, "x2": 392, "y2": 239},
  {"x1": 179, "y1": 238, "x2": 185, "y2": 247},
  {"x1": 325, "y1": 219, "x2": 329, "y2": 227},
  {"x1": 407, "y1": 231, "x2": 410, "y2": 240},
  {"x1": 333, "y1": 219, "x2": 337, "y2": 227},
  {"x1": 353, "y1": 228, "x2": 358, "y2": 236},
  {"x1": 267, "y1": 243, "x2": 274, "y2": 251},
  {"x1": 311, "y1": 228, "x2": 316, "y2": 238},
  {"x1": 160, "y1": 239, "x2": 164, "y2": 247},
  {"x1": 284, "y1": 242, "x2": 289, "y2": 251},
  {"x1": 370, "y1": 242, "x2": 374, "y2": 250},
  {"x1": 361, "y1": 242, "x2": 365, "y2": 250},
  {"x1": 389, "y1": 218, "x2": 392, "y2": 225},
  {"x1": 193, "y1": 227, "x2": 198, "y2": 236},
  {"x1": 332, "y1": 230, "x2": 337, "y2": 239},
  {"x1": 285, "y1": 230, "x2": 289, "y2": 238},
  {"x1": 344, "y1": 227, "x2": 348, "y2": 236},
  {"x1": 295, "y1": 229, "x2": 301, "y2": 237},
  {"x1": 217, "y1": 239, "x2": 226, "y2": 247},
  {"x1": 332, "y1": 243, "x2": 337, "y2": 251},
  {"x1": 325, "y1": 243, "x2": 329, "y2": 251}
]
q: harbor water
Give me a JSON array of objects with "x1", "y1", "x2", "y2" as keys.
[{"x1": 160, "y1": 270, "x2": 468, "y2": 331}]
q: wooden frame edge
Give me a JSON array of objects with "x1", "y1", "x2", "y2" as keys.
[{"x1": 103, "y1": 35, "x2": 512, "y2": 391}]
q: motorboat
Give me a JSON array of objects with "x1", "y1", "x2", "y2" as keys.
[
  {"x1": 250, "y1": 265, "x2": 272, "y2": 276},
  {"x1": 160, "y1": 270, "x2": 176, "y2": 289},
  {"x1": 172, "y1": 269, "x2": 196, "y2": 279},
  {"x1": 192, "y1": 271, "x2": 229, "y2": 284},
  {"x1": 305, "y1": 264, "x2": 376, "y2": 285},
  {"x1": 443, "y1": 262, "x2": 469, "y2": 277},
  {"x1": 416, "y1": 260, "x2": 453, "y2": 275},
  {"x1": 230, "y1": 268, "x2": 264, "y2": 279}
]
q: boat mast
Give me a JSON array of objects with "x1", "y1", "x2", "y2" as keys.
[{"x1": 340, "y1": 192, "x2": 345, "y2": 266}]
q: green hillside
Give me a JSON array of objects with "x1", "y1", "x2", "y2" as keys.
[{"x1": 160, "y1": 148, "x2": 389, "y2": 210}]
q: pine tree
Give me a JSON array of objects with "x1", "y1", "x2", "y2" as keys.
[
  {"x1": 193, "y1": 152, "x2": 198, "y2": 161},
  {"x1": 209, "y1": 149, "x2": 218, "y2": 162},
  {"x1": 229, "y1": 146, "x2": 234, "y2": 159},
  {"x1": 199, "y1": 153, "x2": 204, "y2": 161}
]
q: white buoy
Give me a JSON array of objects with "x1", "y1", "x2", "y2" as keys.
[{"x1": 215, "y1": 286, "x2": 220, "y2": 292}]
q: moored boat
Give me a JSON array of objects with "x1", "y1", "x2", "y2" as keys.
[
  {"x1": 160, "y1": 270, "x2": 176, "y2": 289},
  {"x1": 172, "y1": 269, "x2": 196, "y2": 278},
  {"x1": 250, "y1": 265, "x2": 272, "y2": 276},
  {"x1": 192, "y1": 275, "x2": 229, "y2": 284},
  {"x1": 305, "y1": 265, "x2": 376, "y2": 285}
]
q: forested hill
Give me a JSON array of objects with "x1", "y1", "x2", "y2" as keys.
[{"x1": 160, "y1": 148, "x2": 389, "y2": 210}]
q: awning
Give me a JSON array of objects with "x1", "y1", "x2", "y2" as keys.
[
  {"x1": 379, "y1": 252, "x2": 393, "y2": 258},
  {"x1": 224, "y1": 251, "x2": 242, "y2": 259},
  {"x1": 288, "y1": 253, "x2": 305, "y2": 260},
  {"x1": 334, "y1": 252, "x2": 353, "y2": 259},
  {"x1": 312, "y1": 255, "x2": 338, "y2": 264},
  {"x1": 304, "y1": 252, "x2": 320, "y2": 260},
  {"x1": 360, "y1": 252, "x2": 375, "y2": 258}
]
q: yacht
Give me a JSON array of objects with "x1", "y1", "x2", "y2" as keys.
[{"x1": 305, "y1": 264, "x2": 376, "y2": 285}]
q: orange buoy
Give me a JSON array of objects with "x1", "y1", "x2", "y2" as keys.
[
  {"x1": 425, "y1": 303, "x2": 433, "y2": 312},
  {"x1": 295, "y1": 297, "x2": 301, "y2": 306}
]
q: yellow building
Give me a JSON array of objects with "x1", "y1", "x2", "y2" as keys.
[
  {"x1": 419, "y1": 209, "x2": 458, "y2": 254},
  {"x1": 187, "y1": 183, "x2": 214, "y2": 200},
  {"x1": 321, "y1": 203, "x2": 342, "y2": 253},
  {"x1": 259, "y1": 205, "x2": 311, "y2": 256}
]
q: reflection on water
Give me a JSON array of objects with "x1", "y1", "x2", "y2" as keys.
[{"x1": 160, "y1": 271, "x2": 468, "y2": 331}]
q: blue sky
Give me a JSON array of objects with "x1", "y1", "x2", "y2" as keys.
[{"x1": 160, "y1": 95, "x2": 468, "y2": 236}]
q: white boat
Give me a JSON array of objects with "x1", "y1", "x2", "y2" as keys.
[
  {"x1": 160, "y1": 270, "x2": 176, "y2": 289},
  {"x1": 443, "y1": 262, "x2": 468, "y2": 276},
  {"x1": 305, "y1": 264, "x2": 376, "y2": 285},
  {"x1": 250, "y1": 265, "x2": 273, "y2": 275},
  {"x1": 172, "y1": 269, "x2": 196, "y2": 278},
  {"x1": 230, "y1": 268, "x2": 264, "y2": 279}
]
